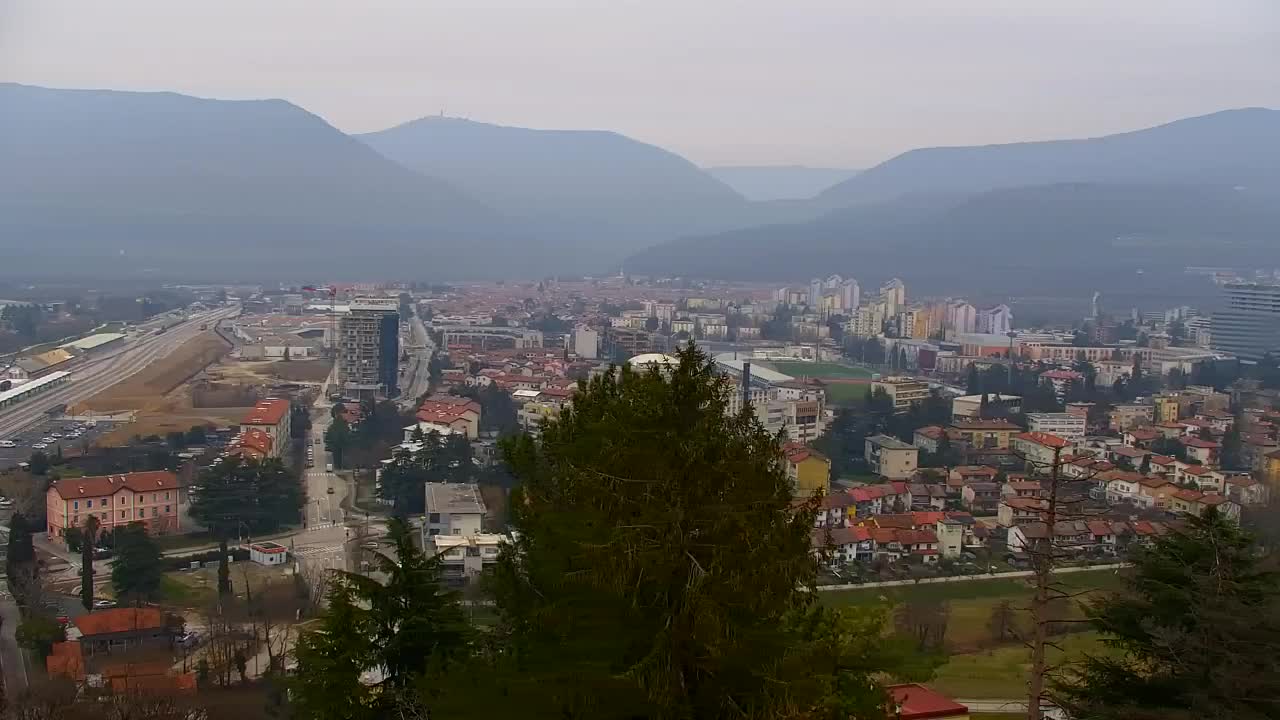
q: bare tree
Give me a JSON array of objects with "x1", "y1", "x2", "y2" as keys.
[
  {"x1": 986, "y1": 599, "x2": 1018, "y2": 645},
  {"x1": 894, "y1": 596, "x2": 950, "y2": 653}
]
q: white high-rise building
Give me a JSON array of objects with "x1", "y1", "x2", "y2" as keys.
[
  {"x1": 808, "y1": 278, "x2": 824, "y2": 308},
  {"x1": 946, "y1": 301, "x2": 978, "y2": 334},
  {"x1": 573, "y1": 326, "x2": 599, "y2": 359},
  {"x1": 839, "y1": 280, "x2": 860, "y2": 312},
  {"x1": 880, "y1": 279, "x2": 905, "y2": 316},
  {"x1": 977, "y1": 304, "x2": 1013, "y2": 335}
]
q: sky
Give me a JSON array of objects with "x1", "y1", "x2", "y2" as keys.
[{"x1": 3, "y1": 0, "x2": 1279, "y2": 167}]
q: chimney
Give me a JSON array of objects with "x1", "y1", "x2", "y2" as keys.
[{"x1": 741, "y1": 362, "x2": 752, "y2": 410}]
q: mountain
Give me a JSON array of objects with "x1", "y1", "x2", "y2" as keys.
[
  {"x1": 357, "y1": 118, "x2": 812, "y2": 262},
  {"x1": 624, "y1": 183, "x2": 1280, "y2": 293},
  {"x1": 0, "y1": 83, "x2": 542, "y2": 279},
  {"x1": 706, "y1": 166, "x2": 860, "y2": 201},
  {"x1": 816, "y1": 108, "x2": 1280, "y2": 208}
]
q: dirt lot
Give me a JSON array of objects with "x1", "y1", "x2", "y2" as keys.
[
  {"x1": 78, "y1": 332, "x2": 231, "y2": 414},
  {"x1": 265, "y1": 359, "x2": 332, "y2": 383}
]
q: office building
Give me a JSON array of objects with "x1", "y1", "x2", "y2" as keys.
[
  {"x1": 339, "y1": 297, "x2": 400, "y2": 397},
  {"x1": 871, "y1": 376, "x2": 931, "y2": 412},
  {"x1": 977, "y1": 305, "x2": 1013, "y2": 336},
  {"x1": 1213, "y1": 282, "x2": 1280, "y2": 361},
  {"x1": 1026, "y1": 412, "x2": 1087, "y2": 442}
]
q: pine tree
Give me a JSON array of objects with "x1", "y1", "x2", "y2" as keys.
[
  {"x1": 475, "y1": 344, "x2": 898, "y2": 719},
  {"x1": 80, "y1": 515, "x2": 99, "y2": 610},
  {"x1": 1054, "y1": 509, "x2": 1280, "y2": 720},
  {"x1": 966, "y1": 365, "x2": 981, "y2": 395},
  {"x1": 111, "y1": 522, "x2": 164, "y2": 604}
]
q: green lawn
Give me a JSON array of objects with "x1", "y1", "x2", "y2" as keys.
[
  {"x1": 769, "y1": 361, "x2": 874, "y2": 379},
  {"x1": 929, "y1": 632, "x2": 1111, "y2": 699},
  {"x1": 823, "y1": 382, "x2": 870, "y2": 407}
]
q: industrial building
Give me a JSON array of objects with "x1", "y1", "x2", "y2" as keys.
[{"x1": 338, "y1": 297, "x2": 400, "y2": 397}]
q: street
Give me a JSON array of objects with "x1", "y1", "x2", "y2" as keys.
[{"x1": 396, "y1": 310, "x2": 435, "y2": 409}]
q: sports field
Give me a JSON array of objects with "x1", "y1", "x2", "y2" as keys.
[{"x1": 768, "y1": 361, "x2": 875, "y2": 379}]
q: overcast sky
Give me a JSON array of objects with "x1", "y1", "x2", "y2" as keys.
[{"x1": 3, "y1": 0, "x2": 1278, "y2": 167}]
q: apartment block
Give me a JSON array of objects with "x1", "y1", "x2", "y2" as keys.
[
  {"x1": 339, "y1": 297, "x2": 400, "y2": 397},
  {"x1": 871, "y1": 376, "x2": 930, "y2": 412},
  {"x1": 865, "y1": 434, "x2": 919, "y2": 479}
]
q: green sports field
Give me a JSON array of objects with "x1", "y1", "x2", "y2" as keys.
[{"x1": 767, "y1": 361, "x2": 875, "y2": 379}]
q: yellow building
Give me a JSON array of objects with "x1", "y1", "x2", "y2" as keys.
[
  {"x1": 1153, "y1": 395, "x2": 1180, "y2": 424},
  {"x1": 1265, "y1": 451, "x2": 1280, "y2": 490},
  {"x1": 783, "y1": 443, "x2": 831, "y2": 497}
]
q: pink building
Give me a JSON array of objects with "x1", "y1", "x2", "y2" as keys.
[{"x1": 47, "y1": 471, "x2": 185, "y2": 543}]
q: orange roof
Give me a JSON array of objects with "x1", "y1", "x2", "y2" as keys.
[
  {"x1": 72, "y1": 608, "x2": 164, "y2": 637},
  {"x1": 242, "y1": 398, "x2": 289, "y2": 426},
  {"x1": 782, "y1": 442, "x2": 828, "y2": 465},
  {"x1": 50, "y1": 471, "x2": 180, "y2": 501},
  {"x1": 46, "y1": 641, "x2": 84, "y2": 681},
  {"x1": 1015, "y1": 431, "x2": 1070, "y2": 449}
]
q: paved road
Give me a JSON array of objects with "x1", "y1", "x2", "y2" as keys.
[
  {"x1": 0, "y1": 591, "x2": 28, "y2": 696},
  {"x1": 817, "y1": 563, "x2": 1128, "y2": 592},
  {"x1": 396, "y1": 310, "x2": 435, "y2": 409},
  {"x1": 0, "y1": 305, "x2": 241, "y2": 442},
  {"x1": 958, "y1": 699, "x2": 1068, "y2": 718}
]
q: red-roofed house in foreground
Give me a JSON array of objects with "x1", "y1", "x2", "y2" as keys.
[
  {"x1": 888, "y1": 683, "x2": 970, "y2": 719},
  {"x1": 47, "y1": 471, "x2": 185, "y2": 543}
]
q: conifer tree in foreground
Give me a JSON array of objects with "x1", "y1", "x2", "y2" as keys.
[
  {"x1": 458, "y1": 344, "x2": 899, "y2": 719},
  {"x1": 1054, "y1": 509, "x2": 1280, "y2": 720}
]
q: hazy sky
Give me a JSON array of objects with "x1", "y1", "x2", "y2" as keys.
[{"x1": 3, "y1": 0, "x2": 1279, "y2": 166}]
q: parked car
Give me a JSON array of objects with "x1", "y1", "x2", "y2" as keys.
[
  {"x1": 49, "y1": 433, "x2": 62, "y2": 439},
  {"x1": 177, "y1": 631, "x2": 201, "y2": 648},
  {"x1": 32, "y1": 443, "x2": 48, "y2": 450},
  {"x1": 92, "y1": 599, "x2": 117, "y2": 610},
  {"x1": 0, "y1": 440, "x2": 16, "y2": 448}
]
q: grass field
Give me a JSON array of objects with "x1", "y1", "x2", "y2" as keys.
[
  {"x1": 769, "y1": 361, "x2": 875, "y2": 379},
  {"x1": 821, "y1": 569, "x2": 1124, "y2": 696},
  {"x1": 929, "y1": 632, "x2": 1111, "y2": 699},
  {"x1": 822, "y1": 382, "x2": 871, "y2": 407}
]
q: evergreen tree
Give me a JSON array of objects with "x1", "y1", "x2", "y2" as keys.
[
  {"x1": 1221, "y1": 422, "x2": 1244, "y2": 470},
  {"x1": 475, "y1": 344, "x2": 898, "y2": 719},
  {"x1": 6, "y1": 512, "x2": 36, "y2": 593},
  {"x1": 325, "y1": 415, "x2": 353, "y2": 468},
  {"x1": 80, "y1": 515, "x2": 99, "y2": 610},
  {"x1": 293, "y1": 517, "x2": 469, "y2": 718},
  {"x1": 111, "y1": 522, "x2": 164, "y2": 604},
  {"x1": 966, "y1": 365, "x2": 981, "y2": 395},
  {"x1": 1055, "y1": 510, "x2": 1280, "y2": 720}
]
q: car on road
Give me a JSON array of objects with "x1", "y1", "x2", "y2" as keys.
[
  {"x1": 32, "y1": 443, "x2": 48, "y2": 450},
  {"x1": 327, "y1": 487, "x2": 335, "y2": 494},
  {"x1": 177, "y1": 631, "x2": 201, "y2": 648},
  {"x1": 49, "y1": 433, "x2": 62, "y2": 439},
  {"x1": 0, "y1": 440, "x2": 15, "y2": 448},
  {"x1": 92, "y1": 599, "x2": 117, "y2": 610},
  {"x1": 41, "y1": 437, "x2": 55, "y2": 443},
  {"x1": 0, "y1": 499, "x2": 13, "y2": 508}
]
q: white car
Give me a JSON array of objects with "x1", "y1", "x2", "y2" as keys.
[
  {"x1": 32, "y1": 443, "x2": 48, "y2": 450},
  {"x1": 0, "y1": 440, "x2": 15, "y2": 448},
  {"x1": 49, "y1": 433, "x2": 62, "y2": 439}
]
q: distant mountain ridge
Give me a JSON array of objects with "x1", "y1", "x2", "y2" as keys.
[
  {"x1": 815, "y1": 107, "x2": 1280, "y2": 207},
  {"x1": 357, "y1": 117, "x2": 809, "y2": 263},
  {"x1": 627, "y1": 107, "x2": 1280, "y2": 289},
  {"x1": 705, "y1": 166, "x2": 860, "y2": 201}
]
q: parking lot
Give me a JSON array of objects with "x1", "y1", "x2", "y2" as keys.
[{"x1": 0, "y1": 419, "x2": 119, "y2": 471}]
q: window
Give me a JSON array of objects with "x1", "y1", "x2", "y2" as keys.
[
  {"x1": 119, "y1": 511, "x2": 125, "y2": 519},
  {"x1": 428, "y1": 513, "x2": 440, "y2": 523},
  {"x1": 428, "y1": 528, "x2": 440, "y2": 536},
  {"x1": 73, "y1": 501, "x2": 79, "y2": 510},
  {"x1": 165, "y1": 505, "x2": 170, "y2": 513},
  {"x1": 153, "y1": 493, "x2": 158, "y2": 502},
  {"x1": 151, "y1": 508, "x2": 158, "y2": 517},
  {"x1": 137, "y1": 509, "x2": 143, "y2": 518},
  {"x1": 451, "y1": 529, "x2": 461, "y2": 535},
  {"x1": 120, "y1": 496, "x2": 125, "y2": 505},
  {"x1": 165, "y1": 492, "x2": 170, "y2": 500},
  {"x1": 466, "y1": 546, "x2": 481, "y2": 557}
]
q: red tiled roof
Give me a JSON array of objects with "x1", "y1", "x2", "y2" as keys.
[
  {"x1": 50, "y1": 471, "x2": 180, "y2": 501},
  {"x1": 1041, "y1": 369, "x2": 1084, "y2": 381},
  {"x1": 242, "y1": 398, "x2": 289, "y2": 426},
  {"x1": 1087, "y1": 520, "x2": 1115, "y2": 537},
  {"x1": 889, "y1": 684, "x2": 969, "y2": 719},
  {"x1": 1180, "y1": 464, "x2": 1210, "y2": 476},
  {"x1": 72, "y1": 608, "x2": 164, "y2": 637},
  {"x1": 1149, "y1": 455, "x2": 1177, "y2": 465},
  {"x1": 1180, "y1": 436, "x2": 1221, "y2": 449},
  {"x1": 46, "y1": 641, "x2": 84, "y2": 681},
  {"x1": 782, "y1": 442, "x2": 828, "y2": 465},
  {"x1": 1015, "y1": 431, "x2": 1070, "y2": 449},
  {"x1": 950, "y1": 419, "x2": 1021, "y2": 431}
]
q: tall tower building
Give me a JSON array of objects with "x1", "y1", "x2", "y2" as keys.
[
  {"x1": 839, "y1": 280, "x2": 860, "y2": 312},
  {"x1": 339, "y1": 297, "x2": 401, "y2": 397},
  {"x1": 808, "y1": 278, "x2": 824, "y2": 308},
  {"x1": 1213, "y1": 282, "x2": 1280, "y2": 361},
  {"x1": 880, "y1": 278, "x2": 906, "y2": 316}
]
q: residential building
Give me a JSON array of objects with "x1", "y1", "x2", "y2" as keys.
[
  {"x1": 602, "y1": 326, "x2": 653, "y2": 359},
  {"x1": 1180, "y1": 436, "x2": 1221, "y2": 466},
  {"x1": 865, "y1": 434, "x2": 919, "y2": 479},
  {"x1": 339, "y1": 297, "x2": 400, "y2": 397},
  {"x1": 1212, "y1": 282, "x2": 1280, "y2": 361},
  {"x1": 783, "y1": 398, "x2": 825, "y2": 443},
  {"x1": 47, "y1": 471, "x2": 185, "y2": 542},
  {"x1": 838, "y1": 279, "x2": 860, "y2": 311},
  {"x1": 426, "y1": 533, "x2": 505, "y2": 587},
  {"x1": 897, "y1": 306, "x2": 931, "y2": 339},
  {"x1": 880, "y1": 279, "x2": 906, "y2": 316},
  {"x1": 871, "y1": 376, "x2": 930, "y2": 412},
  {"x1": 887, "y1": 684, "x2": 969, "y2": 720},
  {"x1": 949, "y1": 419, "x2": 1020, "y2": 450},
  {"x1": 239, "y1": 398, "x2": 291, "y2": 457},
  {"x1": 1040, "y1": 369, "x2": 1083, "y2": 400},
  {"x1": 782, "y1": 443, "x2": 831, "y2": 497},
  {"x1": 945, "y1": 301, "x2": 977, "y2": 334},
  {"x1": 951, "y1": 393, "x2": 1021, "y2": 420},
  {"x1": 998, "y1": 496, "x2": 1046, "y2": 527},
  {"x1": 68, "y1": 608, "x2": 169, "y2": 657},
  {"x1": 913, "y1": 425, "x2": 946, "y2": 453},
  {"x1": 1011, "y1": 431, "x2": 1071, "y2": 470},
  {"x1": 1026, "y1": 412, "x2": 1086, "y2": 441},
  {"x1": 961, "y1": 482, "x2": 1001, "y2": 514},
  {"x1": 977, "y1": 305, "x2": 1013, "y2": 336},
  {"x1": 423, "y1": 482, "x2": 486, "y2": 539},
  {"x1": 1170, "y1": 489, "x2": 1240, "y2": 521},
  {"x1": 1110, "y1": 403, "x2": 1156, "y2": 431},
  {"x1": 416, "y1": 395, "x2": 481, "y2": 438},
  {"x1": 573, "y1": 326, "x2": 599, "y2": 359}
]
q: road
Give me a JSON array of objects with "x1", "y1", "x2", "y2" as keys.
[
  {"x1": 817, "y1": 563, "x2": 1128, "y2": 592},
  {"x1": 957, "y1": 699, "x2": 1067, "y2": 718},
  {"x1": 0, "y1": 590, "x2": 27, "y2": 696},
  {"x1": 0, "y1": 305, "x2": 241, "y2": 442},
  {"x1": 396, "y1": 310, "x2": 435, "y2": 409}
]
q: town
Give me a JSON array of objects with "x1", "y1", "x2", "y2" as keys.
[{"x1": 0, "y1": 269, "x2": 1277, "y2": 716}]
